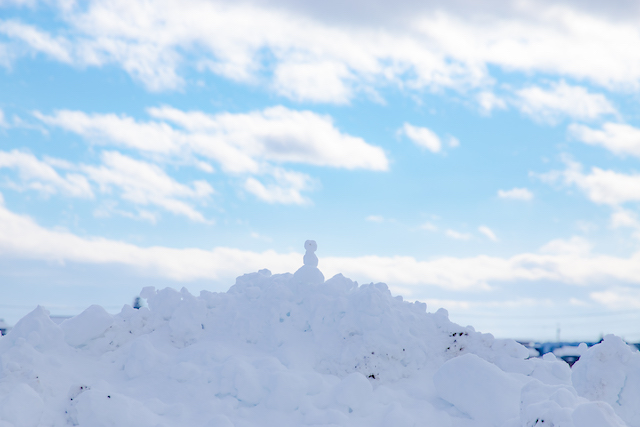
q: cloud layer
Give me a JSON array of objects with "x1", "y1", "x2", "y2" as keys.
[
  {"x1": 541, "y1": 158, "x2": 640, "y2": 206},
  {"x1": 3, "y1": 0, "x2": 640, "y2": 102},
  {"x1": 32, "y1": 105, "x2": 387, "y2": 209},
  {"x1": 2, "y1": 198, "x2": 640, "y2": 300},
  {"x1": 569, "y1": 123, "x2": 640, "y2": 158}
]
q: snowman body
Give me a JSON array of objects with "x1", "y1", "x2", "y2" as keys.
[
  {"x1": 303, "y1": 240, "x2": 318, "y2": 267},
  {"x1": 293, "y1": 240, "x2": 324, "y2": 285}
]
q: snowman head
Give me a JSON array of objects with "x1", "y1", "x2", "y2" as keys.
[{"x1": 304, "y1": 240, "x2": 317, "y2": 252}]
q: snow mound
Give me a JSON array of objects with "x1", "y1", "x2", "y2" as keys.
[
  {"x1": 0, "y1": 269, "x2": 636, "y2": 426},
  {"x1": 572, "y1": 335, "x2": 640, "y2": 426}
]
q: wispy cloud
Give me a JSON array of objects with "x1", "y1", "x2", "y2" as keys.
[
  {"x1": 569, "y1": 122, "x2": 640, "y2": 158},
  {"x1": 3, "y1": 2, "x2": 640, "y2": 102},
  {"x1": 147, "y1": 105, "x2": 388, "y2": 171},
  {"x1": 477, "y1": 91, "x2": 507, "y2": 114},
  {"x1": 478, "y1": 225, "x2": 498, "y2": 242},
  {"x1": 445, "y1": 229, "x2": 472, "y2": 240},
  {"x1": 420, "y1": 221, "x2": 438, "y2": 231},
  {"x1": 590, "y1": 287, "x2": 640, "y2": 310},
  {"x1": 35, "y1": 106, "x2": 388, "y2": 172},
  {"x1": 515, "y1": 81, "x2": 617, "y2": 124},
  {"x1": 0, "y1": 109, "x2": 8, "y2": 128},
  {"x1": 399, "y1": 123, "x2": 458, "y2": 153},
  {"x1": 0, "y1": 20, "x2": 72, "y2": 63},
  {"x1": 366, "y1": 215, "x2": 385, "y2": 223},
  {"x1": 0, "y1": 149, "x2": 93, "y2": 198},
  {"x1": 539, "y1": 157, "x2": 640, "y2": 206},
  {"x1": 83, "y1": 151, "x2": 214, "y2": 223},
  {"x1": 34, "y1": 105, "x2": 387, "y2": 206},
  {"x1": 0, "y1": 149, "x2": 214, "y2": 222},
  {"x1": 93, "y1": 200, "x2": 158, "y2": 224},
  {"x1": 244, "y1": 168, "x2": 313, "y2": 205},
  {"x1": 3, "y1": 201, "x2": 640, "y2": 295},
  {"x1": 540, "y1": 236, "x2": 592, "y2": 257},
  {"x1": 399, "y1": 123, "x2": 442, "y2": 153},
  {"x1": 609, "y1": 208, "x2": 640, "y2": 240},
  {"x1": 498, "y1": 188, "x2": 533, "y2": 201}
]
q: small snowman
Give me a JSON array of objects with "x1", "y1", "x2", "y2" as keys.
[
  {"x1": 293, "y1": 240, "x2": 324, "y2": 285},
  {"x1": 303, "y1": 240, "x2": 318, "y2": 267}
]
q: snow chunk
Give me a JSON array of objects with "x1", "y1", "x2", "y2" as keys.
[
  {"x1": 0, "y1": 306, "x2": 63, "y2": 352},
  {"x1": 434, "y1": 353, "x2": 526, "y2": 425},
  {"x1": 572, "y1": 402, "x2": 628, "y2": 427},
  {"x1": 0, "y1": 267, "x2": 629, "y2": 427},
  {"x1": 60, "y1": 304, "x2": 114, "y2": 347},
  {"x1": 572, "y1": 334, "x2": 640, "y2": 426},
  {"x1": 0, "y1": 384, "x2": 43, "y2": 427}
]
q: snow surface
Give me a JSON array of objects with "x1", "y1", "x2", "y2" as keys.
[{"x1": 1, "y1": 267, "x2": 638, "y2": 426}]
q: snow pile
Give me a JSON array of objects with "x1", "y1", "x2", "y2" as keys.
[
  {"x1": 572, "y1": 336, "x2": 640, "y2": 426},
  {"x1": 1, "y1": 254, "x2": 638, "y2": 426}
]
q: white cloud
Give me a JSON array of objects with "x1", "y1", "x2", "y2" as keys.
[
  {"x1": 590, "y1": 287, "x2": 640, "y2": 310},
  {"x1": 497, "y1": 187, "x2": 533, "y2": 201},
  {"x1": 271, "y1": 60, "x2": 353, "y2": 104},
  {"x1": 477, "y1": 91, "x2": 507, "y2": 114},
  {"x1": 33, "y1": 110, "x2": 184, "y2": 156},
  {"x1": 366, "y1": 215, "x2": 385, "y2": 223},
  {"x1": 610, "y1": 208, "x2": 640, "y2": 229},
  {"x1": 541, "y1": 158, "x2": 640, "y2": 206},
  {"x1": 445, "y1": 229, "x2": 472, "y2": 240},
  {"x1": 0, "y1": 109, "x2": 7, "y2": 127},
  {"x1": 569, "y1": 122, "x2": 640, "y2": 158},
  {"x1": 4, "y1": 1, "x2": 640, "y2": 102},
  {"x1": 609, "y1": 208, "x2": 640, "y2": 240},
  {"x1": 93, "y1": 200, "x2": 158, "y2": 224},
  {"x1": 36, "y1": 106, "x2": 389, "y2": 173},
  {"x1": 2, "y1": 201, "x2": 640, "y2": 295},
  {"x1": 0, "y1": 20, "x2": 72, "y2": 63},
  {"x1": 478, "y1": 225, "x2": 498, "y2": 242},
  {"x1": 244, "y1": 168, "x2": 312, "y2": 205},
  {"x1": 415, "y1": 5, "x2": 640, "y2": 90},
  {"x1": 0, "y1": 199, "x2": 299, "y2": 281},
  {"x1": 0, "y1": 0, "x2": 39, "y2": 7},
  {"x1": 539, "y1": 236, "x2": 592, "y2": 256},
  {"x1": 34, "y1": 105, "x2": 387, "y2": 205},
  {"x1": 515, "y1": 81, "x2": 617, "y2": 124},
  {"x1": 250, "y1": 232, "x2": 272, "y2": 242},
  {"x1": 0, "y1": 149, "x2": 93, "y2": 198},
  {"x1": 0, "y1": 148, "x2": 214, "y2": 223},
  {"x1": 62, "y1": 0, "x2": 478, "y2": 97},
  {"x1": 148, "y1": 105, "x2": 389, "y2": 171},
  {"x1": 400, "y1": 123, "x2": 442, "y2": 153},
  {"x1": 420, "y1": 221, "x2": 438, "y2": 231},
  {"x1": 575, "y1": 220, "x2": 598, "y2": 233},
  {"x1": 83, "y1": 151, "x2": 214, "y2": 223}
]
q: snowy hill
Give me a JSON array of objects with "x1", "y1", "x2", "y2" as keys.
[{"x1": 1, "y1": 254, "x2": 639, "y2": 426}]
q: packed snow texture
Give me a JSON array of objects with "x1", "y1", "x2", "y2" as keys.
[{"x1": 1, "y1": 269, "x2": 639, "y2": 426}]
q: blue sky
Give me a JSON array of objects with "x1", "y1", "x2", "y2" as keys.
[{"x1": 2, "y1": 0, "x2": 640, "y2": 341}]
